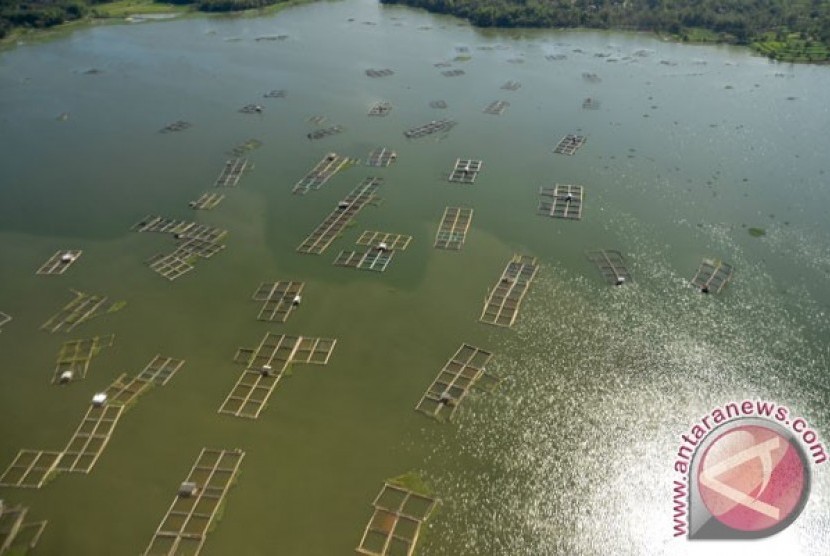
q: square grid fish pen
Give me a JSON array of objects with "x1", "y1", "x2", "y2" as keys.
[
  {"x1": 219, "y1": 334, "x2": 336, "y2": 419},
  {"x1": 553, "y1": 134, "x2": 587, "y2": 155},
  {"x1": 691, "y1": 259, "x2": 733, "y2": 293},
  {"x1": 36, "y1": 250, "x2": 82, "y2": 275},
  {"x1": 292, "y1": 153, "x2": 352, "y2": 195},
  {"x1": 135, "y1": 355, "x2": 185, "y2": 386},
  {"x1": 251, "y1": 281, "x2": 304, "y2": 322},
  {"x1": 538, "y1": 185, "x2": 584, "y2": 220},
  {"x1": 213, "y1": 158, "x2": 248, "y2": 188},
  {"x1": 479, "y1": 255, "x2": 539, "y2": 327},
  {"x1": 41, "y1": 291, "x2": 108, "y2": 333},
  {"x1": 143, "y1": 448, "x2": 244, "y2": 556},
  {"x1": 415, "y1": 344, "x2": 498, "y2": 420},
  {"x1": 356, "y1": 483, "x2": 438, "y2": 556},
  {"x1": 434, "y1": 207, "x2": 473, "y2": 250},
  {"x1": 448, "y1": 159, "x2": 483, "y2": 184},
  {"x1": 586, "y1": 250, "x2": 632, "y2": 286},
  {"x1": 52, "y1": 334, "x2": 115, "y2": 383},
  {"x1": 366, "y1": 148, "x2": 397, "y2": 168}
]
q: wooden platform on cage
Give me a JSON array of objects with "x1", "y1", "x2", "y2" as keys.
[
  {"x1": 36, "y1": 250, "x2": 82, "y2": 275},
  {"x1": 434, "y1": 207, "x2": 472, "y2": 250},
  {"x1": 219, "y1": 334, "x2": 336, "y2": 419},
  {"x1": 297, "y1": 178, "x2": 382, "y2": 255},
  {"x1": 136, "y1": 355, "x2": 185, "y2": 385},
  {"x1": 334, "y1": 250, "x2": 394, "y2": 272},
  {"x1": 553, "y1": 134, "x2": 587, "y2": 155},
  {"x1": 356, "y1": 483, "x2": 437, "y2": 556},
  {"x1": 691, "y1": 259, "x2": 733, "y2": 294},
  {"x1": 538, "y1": 184, "x2": 583, "y2": 220},
  {"x1": 251, "y1": 281, "x2": 304, "y2": 322},
  {"x1": 52, "y1": 334, "x2": 115, "y2": 383},
  {"x1": 55, "y1": 404, "x2": 124, "y2": 474},
  {"x1": 0, "y1": 450, "x2": 62, "y2": 488},
  {"x1": 189, "y1": 192, "x2": 225, "y2": 210},
  {"x1": 415, "y1": 344, "x2": 497, "y2": 420},
  {"x1": 292, "y1": 153, "x2": 352, "y2": 195},
  {"x1": 586, "y1": 250, "x2": 632, "y2": 285},
  {"x1": 480, "y1": 255, "x2": 539, "y2": 327},
  {"x1": 146, "y1": 253, "x2": 194, "y2": 281},
  {"x1": 0, "y1": 504, "x2": 47, "y2": 553},
  {"x1": 356, "y1": 231, "x2": 412, "y2": 251},
  {"x1": 366, "y1": 147, "x2": 397, "y2": 168},
  {"x1": 213, "y1": 158, "x2": 248, "y2": 188},
  {"x1": 448, "y1": 159, "x2": 482, "y2": 184},
  {"x1": 41, "y1": 290, "x2": 108, "y2": 333},
  {"x1": 143, "y1": 448, "x2": 244, "y2": 556}
]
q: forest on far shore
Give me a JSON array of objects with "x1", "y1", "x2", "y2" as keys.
[{"x1": 380, "y1": 0, "x2": 830, "y2": 62}]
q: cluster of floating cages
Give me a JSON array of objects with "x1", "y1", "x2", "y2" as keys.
[
  {"x1": 545, "y1": 54, "x2": 567, "y2": 61},
  {"x1": 582, "y1": 97, "x2": 601, "y2": 110},
  {"x1": 293, "y1": 152, "x2": 352, "y2": 195},
  {"x1": 404, "y1": 118, "x2": 456, "y2": 139},
  {"x1": 220, "y1": 333, "x2": 336, "y2": 419},
  {"x1": 238, "y1": 104, "x2": 264, "y2": 114},
  {"x1": 36, "y1": 250, "x2": 82, "y2": 275},
  {"x1": 480, "y1": 255, "x2": 539, "y2": 327},
  {"x1": 251, "y1": 281, "x2": 304, "y2": 322},
  {"x1": 159, "y1": 120, "x2": 191, "y2": 134},
  {"x1": 263, "y1": 89, "x2": 286, "y2": 98},
  {"x1": 366, "y1": 147, "x2": 397, "y2": 168},
  {"x1": 52, "y1": 333, "x2": 115, "y2": 384},
  {"x1": 368, "y1": 102, "x2": 392, "y2": 117},
  {"x1": 307, "y1": 125, "x2": 343, "y2": 141},
  {"x1": 0, "y1": 311, "x2": 10, "y2": 332},
  {"x1": 448, "y1": 159, "x2": 483, "y2": 184},
  {"x1": 582, "y1": 72, "x2": 602, "y2": 83},
  {"x1": 501, "y1": 80, "x2": 521, "y2": 91},
  {"x1": 415, "y1": 344, "x2": 498, "y2": 420},
  {"x1": 434, "y1": 207, "x2": 473, "y2": 250},
  {"x1": 0, "y1": 502, "x2": 47, "y2": 554},
  {"x1": 41, "y1": 290, "x2": 110, "y2": 333},
  {"x1": 538, "y1": 184, "x2": 584, "y2": 220},
  {"x1": 365, "y1": 68, "x2": 394, "y2": 78},
  {"x1": 587, "y1": 250, "x2": 631, "y2": 286},
  {"x1": 188, "y1": 192, "x2": 225, "y2": 210},
  {"x1": 307, "y1": 115, "x2": 327, "y2": 126},
  {"x1": 297, "y1": 177, "x2": 382, "y2": 255},
  {"x1": 133, "y1": 216, "x2": 227, "y2": 281},
  {"x1": 433, "y1": 62, "x2": 452, "y2": 68},
  {"x1": 0, "y1": 405, "x2": 123, "y2": 487},
  {"x1": 429, "y1": 100, "x2": 447, "y2": 109},
  {"x1": 483, "y1": 100, "x2": 509, "y2": 116},
  {"x1": 227, "y1": 139, "x2": 261, "y2": 157},
  {"x1": 334, "y1": 231, "x2": 412, "y2": 273},
  {"x1": 334, "y1": 249, "x2": 394, "y2": 272},
  {"x1": 143, "y1": 448, "x2": 244, "y2": 556},
  {"x1": 441, "y1": 69, "x2": 465, "y2": 77},
  {"x1": 553, "y1": 134, "x2": 587, "y2": 156},
  {"x1": 691, "y1": 258, "x2": 733, "y2": 294},
  {"x1": 3, "y1": 353, "x2": 184, "y2": 489},
  {"x1": 356, "y1": 482, "x2": 438, "y2": 556},
  {"x1": 213, "y1": 158, "x2": 248, "y2": 188}
]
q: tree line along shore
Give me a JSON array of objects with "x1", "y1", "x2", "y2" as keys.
[{"x1": 3, "y1": 0, "x2": 830, "y2": 63}]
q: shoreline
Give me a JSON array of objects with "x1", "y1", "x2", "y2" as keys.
[{"x1": 0, "y1": 0, "x2": 316, "y2": 50}]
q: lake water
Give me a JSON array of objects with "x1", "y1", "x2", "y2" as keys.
[{"x1": 1, "y1": 1, "x2": 829, "y2": 554}]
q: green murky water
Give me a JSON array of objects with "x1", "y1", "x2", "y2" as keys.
[{"x1": 1, "y1": 1, "x2": 828, "y2": 554}]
